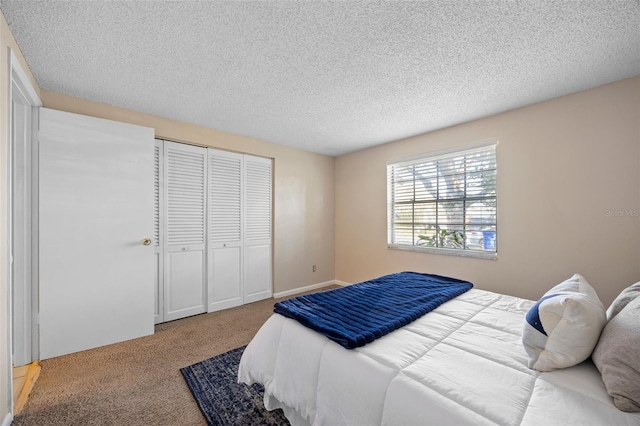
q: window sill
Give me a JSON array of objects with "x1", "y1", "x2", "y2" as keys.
[{"x1": 387, "y1": 244, "x2": 497, "y2": 260}]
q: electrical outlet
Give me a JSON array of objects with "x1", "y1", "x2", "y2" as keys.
[{"x1": 312, "y1": 265, "x2": 316, "y2": 272}]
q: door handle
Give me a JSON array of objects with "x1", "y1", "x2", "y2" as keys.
[{"x1": 142, "y1": 238, "x2": 152, "y2": 246}]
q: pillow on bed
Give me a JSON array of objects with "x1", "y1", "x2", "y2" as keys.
[
  {"x1": 606, "y1": 281, "x2": 640, "y2": 321},
  {"x1": 592, "y1": 296, "x2": 640, "y2": 412},
  {"x1": 522, "y1": 273, "x2": 606, "y2": 372}
]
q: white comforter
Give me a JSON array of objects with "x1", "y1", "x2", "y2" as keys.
[{"x1": 238, "y1": 289, "x2": 640, "y2": 425}]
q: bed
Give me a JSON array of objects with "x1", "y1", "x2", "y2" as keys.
[{"x1": 238, "y1": 272, "x2": 640, "y2": 425}]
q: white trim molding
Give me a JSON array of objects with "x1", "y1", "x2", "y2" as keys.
[
  {"x1": 5, "y1": 46, "x2": 42, "y2": 419},
  {"x1": 8, "y1": 50, "x2": 42, "y2": 108},
  {"x1": 2, "y1": 413, "x2": 12, "y2": 426},
  {"x1": 273, "y1": 280, "x2": 337, "y2": 299},
  {"x1": 334, "y1": 280, "x2": 351, "y2": 287}
]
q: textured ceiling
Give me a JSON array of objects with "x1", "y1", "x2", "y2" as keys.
[{"x1": 1, "y1": 1, "x2": 639, "y2": 156}]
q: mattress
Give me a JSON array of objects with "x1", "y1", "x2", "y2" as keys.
[{"x1": 238, "y1": 289, "x2": 640, "y2": 425}]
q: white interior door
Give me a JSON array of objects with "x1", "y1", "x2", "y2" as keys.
[
  {"x1": 207, "y1": 149, "x2": 243, "y2": 312},
  {"x1": 163, "y1": 141, "x2": 207, "y2": 322},
  {"x1": 39, "y1": 108, "x2": 155, "y2": 360},
  {"x1": 243, "y1": 155, "x2": 272, "y2": 303}
]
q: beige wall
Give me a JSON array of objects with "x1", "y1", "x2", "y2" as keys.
[
  {"x1": 335, "y1": 76, "x2": 640, "y2": 307},
  {"x1": 41, "y1": 91, "x2": 336, "y2": 295},
  {"x1": 1, "y1": 10, "x2": 42, "y2": 423}
]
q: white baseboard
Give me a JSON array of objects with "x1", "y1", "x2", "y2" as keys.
[
  {"x1": 334, "y1": 280, "x2": 351, "y2": 287},
  {"x1": 273, "y1": 280, "x2": 336, "y2": 299},
  {"x1": 2, "y1": 413, "x2": 12, "y2": 426}
]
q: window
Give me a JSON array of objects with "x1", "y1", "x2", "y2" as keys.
[{"x1": 387, "y1": 141, "x2": 497, "y2": 259}]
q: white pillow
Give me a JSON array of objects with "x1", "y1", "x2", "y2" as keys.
[{"x1": 522, "y1": 273, "x2": 606, "y2": 371}]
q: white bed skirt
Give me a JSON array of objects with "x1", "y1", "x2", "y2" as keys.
[{"x1": 239, "y1": 289, "x2": 640, "y2": 426}]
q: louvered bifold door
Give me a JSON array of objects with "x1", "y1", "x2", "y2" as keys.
[
  {"x1": 243, "y1": 155, "x2": 273, "y2": 303},
  {"x1": 207, "y1": 149, "x2": 243, "y2": 312},
  {"x1": 153, "y1": 140, "x2": 165, "y2": 324},
  {"x1": 163, "y1": 141, "x2": 207, "y2": 321}
]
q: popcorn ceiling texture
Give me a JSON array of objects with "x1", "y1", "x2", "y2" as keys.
[{"x1": 1, "y1": 1, "x2": 638, "y2": 156}]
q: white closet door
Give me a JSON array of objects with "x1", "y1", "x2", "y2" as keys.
[
  {"x1": 153, "y1": 140, "x2": 164, "y2": 324},
  {"x1": 243, "y1": 155, "x2": 272, "y2": 303},
  {"x1": 39, "y1": 108, "x2": 155, "y2": 359},
  {"x1": 163, "y1": 141, "x2": 207, "y2": 322},
  {"x1": 207, "y1": 149, "x2": 243, "y2": 312}
]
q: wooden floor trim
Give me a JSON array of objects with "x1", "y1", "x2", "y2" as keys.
[{"x1": 13, "y1": 361, "x2": 41, "y2": 415}]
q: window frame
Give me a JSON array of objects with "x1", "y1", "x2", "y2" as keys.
[{"x1": 386, "y1": 140, "x2": 497, "y2": 260}]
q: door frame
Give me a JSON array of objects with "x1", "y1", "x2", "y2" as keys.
[{"x1": 7, "y1": 46, "x2": 41, "y2": 373}]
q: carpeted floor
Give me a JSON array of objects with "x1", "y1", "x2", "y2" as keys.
[{"x1": 13, "y1": 287, "x2": 334, "y2": 426}]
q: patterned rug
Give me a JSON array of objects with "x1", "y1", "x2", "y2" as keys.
[{"x1": 180, "y1": 346, "x2": 290, "y2": 426}]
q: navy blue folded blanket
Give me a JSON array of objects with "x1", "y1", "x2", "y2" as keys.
[{"x1": 274, "y1": 271, "x2": 473, "y2": 349}]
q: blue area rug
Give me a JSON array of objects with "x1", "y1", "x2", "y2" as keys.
[{"x1": 181, "y1": 346, "x2": 290, "y2": 426}]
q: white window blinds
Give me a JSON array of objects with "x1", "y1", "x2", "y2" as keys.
[{"x1": 387, "y1": 141, "x2": 497, "y2": 258}]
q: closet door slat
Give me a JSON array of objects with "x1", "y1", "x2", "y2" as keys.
[
  {"x1": 245, "y1": 158, "x2": 272, "y2": 242},
  {"x1": 166, "y1": 144, "x2": 206, "y2": 246},
  {"x1": 209, "y1": 153, "x2": 242, "y2": 245}
]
